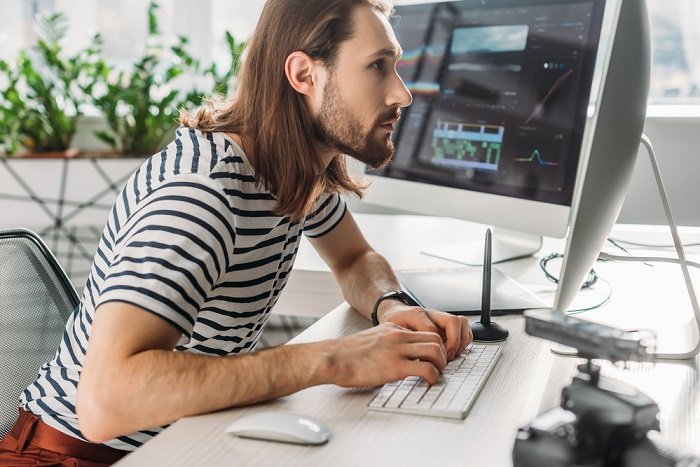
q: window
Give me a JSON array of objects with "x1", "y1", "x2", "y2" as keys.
[
  {"x1": 0, "y1": 0, "x2": 698, "y2": 106},
  {"x1": 210, "y1": 1, "x2": 265, "y2": 68},
  {"x1": 646, "y1": 0, "x2": 700, "y2": 104},
  {"x1": 0, "y1": 0, "x2": 175, "y2": 71}
]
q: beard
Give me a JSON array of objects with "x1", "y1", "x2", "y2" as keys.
[{"x1": 312, "y1": 75, "x2": 399, "y2": 169}]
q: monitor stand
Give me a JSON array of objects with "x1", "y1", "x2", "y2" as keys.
[
  {"x1": 617, "y1": 135, "x2": 700, "y2": 359},
  {"x1": 420, "y1": 228, "x2": 542, "y2": 266},
  {"x1": 553, "y1": 135, "x2": 700, "y2": 360}
]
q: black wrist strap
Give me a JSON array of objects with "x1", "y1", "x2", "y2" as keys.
[{"x1": 371, "y1": 290, "x2": 420, "y2": 326}]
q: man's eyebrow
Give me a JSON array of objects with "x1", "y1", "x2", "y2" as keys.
[{"x1": 368, "y1": 46, "x2": 403, "y2": 60}]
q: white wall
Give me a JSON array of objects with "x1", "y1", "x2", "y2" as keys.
[{"x1": 620, "y1": 115, "x2": 700, "y2": 226}]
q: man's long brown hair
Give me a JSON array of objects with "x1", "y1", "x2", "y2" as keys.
[{"x1": 181, "y1": 0, "x2": 392, "y2": 221}]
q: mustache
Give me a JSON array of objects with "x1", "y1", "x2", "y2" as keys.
[{"x1": 377, "y1": 108, "x2": 401, "y2": 125}]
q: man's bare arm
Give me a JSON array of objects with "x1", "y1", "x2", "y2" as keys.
[
  {"x1": 307, "y1": 212, "x2": 402, "y2": 318},
  {"x1": 77, "y1": 301, "x2": 446, "y2": 443},
  {"x1": 309, "y1": 211, "x2": 472, "y2": 360}
]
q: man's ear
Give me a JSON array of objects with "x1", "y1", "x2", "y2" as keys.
[{"x1": 285, "y1": 51, "x2": 322, "y2": 97}]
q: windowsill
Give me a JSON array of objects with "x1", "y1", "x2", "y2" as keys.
[{"x1": 646, "y1": 104, "x2": 700, "y2": 119}]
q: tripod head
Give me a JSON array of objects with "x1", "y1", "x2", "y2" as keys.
[
  {"x1": 513, "y1": 311, "x2": 700, "y2": 466},
  {"x1": 563, "y1": 360, "x2": 659, "y2": 436}
]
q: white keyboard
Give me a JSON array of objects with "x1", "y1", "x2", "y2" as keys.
[{"x1": 368, "y1": 343, "x2": 502, "y2": 419}]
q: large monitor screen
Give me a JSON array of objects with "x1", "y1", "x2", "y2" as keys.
[{"x1": 373, "y1": 0, "x2": 605, "y2": 206}]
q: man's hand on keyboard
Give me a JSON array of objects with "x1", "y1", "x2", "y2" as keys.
[
  {"x1": 329, "y1": 323, "x2": 448, "y2": 387},
  {"x1": 378, "y1": 303, "x2": 473, "y2": 361}
]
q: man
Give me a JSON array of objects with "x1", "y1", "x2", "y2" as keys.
[{"x1": 0, "y1": 0, "x2": 472, "y2": 464}]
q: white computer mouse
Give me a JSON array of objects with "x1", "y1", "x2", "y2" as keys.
[{"x1": 225, "y1": 411, "x2": 331, "y2": 445}]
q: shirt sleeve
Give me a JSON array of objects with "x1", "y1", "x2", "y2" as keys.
[
  {"x1": 95, "y1": 175, "x2": 235, "y2": 337},
  {"x1": 302, "y1": 192, "x2": 347, "y2": 238}
]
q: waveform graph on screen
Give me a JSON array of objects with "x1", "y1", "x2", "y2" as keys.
[
  {"x1": 430, "y1": 121, "x2": 504, "y2": 172},
  {"x1": 513, "y1": 137, "x2": 561, "y2": 168},
  {"x1": 515, "y1": 148, "x2": 559, "y2": 166}
]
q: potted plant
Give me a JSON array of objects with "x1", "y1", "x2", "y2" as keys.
[
  {"x1": 0, "y1": 3, "x2": 247, "y2": 289},
  {"x1": 0, "y1": 13, "x2": 106, "y2": 157},
  {"x1": 92, "y1": 1, "x2": 246, "y2": 158}
]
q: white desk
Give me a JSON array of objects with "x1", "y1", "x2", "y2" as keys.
[{"x1": 116, "y1": 216, "x2": 700, "y2": 466}]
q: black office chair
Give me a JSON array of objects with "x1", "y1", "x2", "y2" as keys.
[{"x1": 0, "y1": 228, "x2": 79, "y2": 439}]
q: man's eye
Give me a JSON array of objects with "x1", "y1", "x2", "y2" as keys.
[{"x1": 371, "y1": 60, "x2": 385, "y2": 71}]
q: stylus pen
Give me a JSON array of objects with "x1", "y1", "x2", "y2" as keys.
[{"x1": 481, "y1": 229, "x2": 492, "y2": 323}]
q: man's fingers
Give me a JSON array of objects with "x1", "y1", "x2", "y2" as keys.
[
  {"x1": 402, "y1": 360, "x2": 441, "y2": 385},
  {"x1": 408, "y1": 310, "x2": 439, "y2": 334},
  {"x1": 381, "y1": 324, "x2": 443, "y2": 344},
  {"x1": 405, "y1": 330, "x2": 443, "y2": 345},
  {"x1": 386, "y1": 307, "x2": 439, "y2": 334},
  {"x1": 441, "y1": 315, "x2": 462, "y2": 360},
  {"x1": 426, "y1": 312, "x2": 467, "y2": 360},
  {"x1": 402, "y1": 341, "x2": 447, "y2": 370},
  {"x1": 460, "y1": 316, "x2": 473, "y2": 354}
]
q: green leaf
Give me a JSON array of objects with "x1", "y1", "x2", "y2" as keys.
[
  {"x1": 148, "y1": 1, "x2": 160, "y2": 35},
  {"x1": 94, "y1": 130, "x2": 118, "y2": 148},
  {"x1": 164, "y1": 66, "x2": 183, "y2": 83}
]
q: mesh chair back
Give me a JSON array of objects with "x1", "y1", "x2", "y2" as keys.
[{"x1": 0, "y1": 229, "x2": 79, "y2": 438}]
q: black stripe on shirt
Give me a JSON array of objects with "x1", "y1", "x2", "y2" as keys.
[
  {"x1": 34, "y1": 399, "x2": 85, "y2": 439},
  {"x1": 220, "y1": 155, "x2": 245, "y2": 164},
  {"x1": 206, "y1": 131, "x2": 218, "y2": 171},
  {"x1": 192, "y1": 331, "x2": 243, "y2": 344},
  {"x1": 106, "y1": 269, "x2": 202, "y2": 310},
  {"x1": 126, "y1": 241, "x2": 216, "y2": 288},
  {"x1": 205, "y1": 289, "x2": 271, "y2": 304},
  {"x1": 145, "y1": 157, "x2": 154, "y2": 193},
  {"x1": 213, "y1": 271, "x2": 277, "y2": 289},
  {"x1": 189, "y1": 128, "x2": 201, "y2": 173},
  {"x1": 223, "y1": 188, "x2": 275, "y2": 201},
  {"x1": 305, "y1": 202, "x2": 346, "y2": 238},
  {"x1": 98, "y1": 293, "x2": 194, "y2": 336},
  {"x1": 132, "y1": 167, "x2": 142, "y2": 203},
  {"x1": 303, "y1": 195, "x2": 341, "y2": 233},
  {"x1": 174, "y1": 137, "x2": 183, "y2": 175},
  {"x1": 227, "y1": 252, "x2": 282, "y2": 272},
  {"x1": 210, "y1": 171, "x2": 256, "y2": 183},
  {"x1": 195, "y1": 317, "x2": 256, "y2": 333},
  {"x1": 159, "y1": 149, "x2": 167, "y2": 182},
  {"x1": 233, "y1": 234, "x2": 287, "y2": 255},
  {"x1": 123, "y1": 224, "x2": 225, "y2": 279},
  {"x1": 307, "y1": 194, "x2": 335, "y2": 220}
]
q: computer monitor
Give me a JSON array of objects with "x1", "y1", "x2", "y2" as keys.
[{"x1": 362, "y1": 0, "x2": 650, "y2": 314}]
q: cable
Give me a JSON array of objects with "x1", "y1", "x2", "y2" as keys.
[
  {"x1": 540, "y1": 253, "x2": 598, "y2": 288},
  {"x1": 540, "y1": 248, "x2": 700, "y2": 317},
  {"x1": 607, "y1": 238, "x2": 700, "y2": 249},
  {"x1": 605, "y1": 238, "x2": 654, "y2": 267},
  {"x1": 599, "y1": 251, "x2": 700, "y2": 269},
  {"x1": 539, "y1": 252, "x2": 611, "y2": 314},
  {"x1": 606, "y1": 238, "x2": 635, "y2": 256},
  {"x1": 566, "y1": 277, "x2": 612, "y2": 315}
]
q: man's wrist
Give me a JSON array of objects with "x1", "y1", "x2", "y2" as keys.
[{"x1": 371, "y1": 290, "x2": 420, "y2": 326}]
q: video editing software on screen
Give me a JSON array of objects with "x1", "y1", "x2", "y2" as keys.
[{"x1": 378, "y1": 1, "x2": 602, "y2": 206}]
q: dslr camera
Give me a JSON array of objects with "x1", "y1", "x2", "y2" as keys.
[{"x1": 512, "y1": 309, "x2": 700, "y2": 467}]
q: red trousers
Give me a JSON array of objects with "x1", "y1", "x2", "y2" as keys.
[{"x1": 0, "y1": 408, "x2": 126, "y2": 466}]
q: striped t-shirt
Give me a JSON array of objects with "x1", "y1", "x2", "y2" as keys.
[{"x1": 21, "y1": 128, "x2": 347, "y2": 450}]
